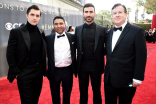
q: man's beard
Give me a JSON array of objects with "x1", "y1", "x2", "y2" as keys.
[{"x1": 84, "y1": 16, "x2": 94, "y2": 23}]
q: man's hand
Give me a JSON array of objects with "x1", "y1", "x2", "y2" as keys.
[
  {"x1": 133, "y1": 81, "x2": 141, "y2": 87},
  {"x1": 16, "y1": 75, "x2": 18, "y2": 78},
  {"x1": 46, "y1": 66, "x2": 48, "y2": 71}
]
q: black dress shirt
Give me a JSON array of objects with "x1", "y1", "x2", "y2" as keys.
[{"x1": 81, "y1": 22, "x2": 96, "y2": 61}]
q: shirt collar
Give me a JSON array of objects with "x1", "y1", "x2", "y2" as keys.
[
  {"x1": 115, "y1": 21, "x2": 127, "y2": 31},
  {"x1": 55, "y1": 31, "x2": 66, "y2": 37}
]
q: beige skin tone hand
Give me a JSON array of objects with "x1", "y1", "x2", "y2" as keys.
[{"x1": 133, "y1": 81, "x2": 141, "y2": 87}]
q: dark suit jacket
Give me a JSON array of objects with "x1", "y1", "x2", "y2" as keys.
[
  {"x1": 104, "y1": 22, "x2": 147, "y2": 88},
  {"x1": 6, "y1": 25, "x2": 47, "y2": 83},
  {"x1": 75, "y1": 23, "x2": 107, "y2": 75},
  {"x1": 45, "y1": 32, "x2": 76, "y2": 80}
]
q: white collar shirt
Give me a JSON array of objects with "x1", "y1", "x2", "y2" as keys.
[
  {"x1": 54, "y1": 32, "x2": 72, "y2": 67},
  {"x1": 112, "y1": 21, "x2": 127, "y2": 52}
]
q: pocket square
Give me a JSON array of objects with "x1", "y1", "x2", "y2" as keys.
[{"x1": 72, "y1": 42, "x2": 74, "y2": 44}]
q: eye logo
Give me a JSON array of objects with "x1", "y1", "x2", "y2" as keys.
[
  {"x1": 5, "y1": 23, "x2": 22, "y2": 30},
  {"x1": 5, "y1": 23, "x2": 12, "y2": 30}
]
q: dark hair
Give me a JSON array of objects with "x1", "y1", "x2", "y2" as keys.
[
  {"x1": 53, "y1": 16, "x2": 65, "y2": 24},
  {"x1": 112, "y1": 3, "x2": 127, "y2": 13},
  {"x1": 27, "y1": 5, "x2": 41, "y2": 16},
  {"x1": 67, "y1": 26, "x2": 72, "y2": 32},
  {"x1": 83, "y1": 3, "x2": 95, "y2": 12}
]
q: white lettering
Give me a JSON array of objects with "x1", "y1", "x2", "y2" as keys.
[
  {"x1": 4, "y1": 4, "x2": 9, "y2": 9},
  {"x1": 10, "y1": 4, "x2": 13, "y2": 10},
  {"x1": 0, "y1": 3, "x2": 3, "y2": 8},
  {"x1": 19, "y1": 6, "x2": 24, "y2": 11}
]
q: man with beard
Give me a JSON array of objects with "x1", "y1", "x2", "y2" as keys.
[
  {"x1": 6, "y1": 5, "x2": 46, "y2": 104},
  {"x1": 75, "y1": 3, "x2": 107, "y2": 104}
]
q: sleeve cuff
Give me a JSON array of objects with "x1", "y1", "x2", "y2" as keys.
[{"x1": 133, "y1": 78, "x2": 142, "y2": 84}]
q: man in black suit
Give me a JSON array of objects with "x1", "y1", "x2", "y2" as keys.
[
  {"x1": 46, "y1": 16, "x2": 76, "y2": 104},
  {"x1": 6, "y1": 5, "x2": 46, "y2": 104},
  {"x1": 104, "y1": 3, "x2": 147, "y2": 104},
  {"x1": 75, "y1": 3, "x2": 107, "y2": 104}
]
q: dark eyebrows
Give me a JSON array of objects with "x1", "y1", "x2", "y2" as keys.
[
  {"x1": 30, "y1": 13, "x2": 40, "y2": 17},
  {"x1": 84, "y1": 10, "x2": 94, "y2": 13},
  {"x1": 54, "y1": 22, "x2": 64, "y2": 25}
]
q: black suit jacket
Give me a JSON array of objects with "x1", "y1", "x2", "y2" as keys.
[
  {"x1": 75, "y1": 23, "x2": 107, "y2": 75},
  {"x1": 105, "y1": 22, "x2": 147, "y2": 88},
  {"x1": 6, "y1": 25, "x2": 47, "y2": 83},
  {"x1": 45, "y1": 32, "x2": 77, "y2": 80}
]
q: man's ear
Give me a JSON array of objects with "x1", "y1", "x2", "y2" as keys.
[{"x1": 26, "y1": 14, "x2": 28, "y2": 18}]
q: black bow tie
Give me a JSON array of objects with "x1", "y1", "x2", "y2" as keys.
[
  {"x1": 57, "y1": 34, "x2": 65, "y2": 38},
  {"x1": 114, "y1": 27, "x2": 122, "y2": 31}
]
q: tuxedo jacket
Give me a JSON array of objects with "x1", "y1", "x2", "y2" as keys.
[
  {"x1": 45, "y1": 32, "x2": 76, "y2": 80},
  {"x1": 6, "y1": 25, "x2": 47, "y2": 83},
  {"x1": 104, "y1": 22, "x2": 147, "y2": 88},
  {"x1": 75, "y1": 23, "x2": 107, "y2": 75}
]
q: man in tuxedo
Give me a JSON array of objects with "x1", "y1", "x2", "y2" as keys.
[
  {"x1": 75, "y1": 3, "x2": 107, "y2": 104},
  {"x1": 104, "y1": 3, "x2": 147, "y2": 104},
  {"x1": 6, "y1": 5, "x2": 46, "y2": 104},
  {"x1": 46, "y1": 16, "x2": 76, "y2": 104}
]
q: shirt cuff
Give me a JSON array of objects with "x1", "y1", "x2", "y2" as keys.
[{"x1": 133, "y1": 78, "x2": 142, "y2": 84}]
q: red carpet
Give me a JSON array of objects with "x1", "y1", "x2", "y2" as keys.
[{"x1": 0, "y1": 42, "x2": 156, "y2": 104}]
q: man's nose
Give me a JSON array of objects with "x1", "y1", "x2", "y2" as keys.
[{"x1": 33, "y1": 16, "x2": 37, "y2": 19}]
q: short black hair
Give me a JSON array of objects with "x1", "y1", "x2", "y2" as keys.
[
  {"x1": 53, "y1": 16, "x2": 65, "y2": 24},
  {"x1": 83, "y1": 3, "x2": 95, "y2": 12},
  {"x1": 112, "y1": 3, "x2": 127, "y2": 13},
  {"x1": 27, "y1": 5, "x2": 41, "y2": 16},
  {"x1": 67, "y1": 26, "x2": 72, "y2": 32}
]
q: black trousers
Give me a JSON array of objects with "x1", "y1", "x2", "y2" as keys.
[
  {"x1": 17, "y1": 63, "x2": 44, "y2": 104},
  {"x1": 104, "y1": 78, "x2": 136, "y2": 104},
  {"x1": 78, "y1": 61, "x2": 102, "y2": 104},
  {"x1": 49, "y1": 65, "x2": 73, "y2": 104}
]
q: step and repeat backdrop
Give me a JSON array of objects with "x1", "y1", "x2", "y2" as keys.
[{"x1": 0, "y1": 0, "x2": 83, "y2": 78}]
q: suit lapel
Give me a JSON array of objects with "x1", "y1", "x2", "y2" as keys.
[
  {"x1": 94, "y1": 24, "x2": 100, "y2": 52},
  {"x1": 38, "y1": 28, "x2": 47, "y2": 57},
  {"x1": 51, "y1": 33, "x2": 55, "y2": 62},
  {"x1": 109, "y1": 29, "x2": 113, "y2": 53},
  {"x1": 21, "y1": 26, "x2": 31, "y2": 52},
  {"x1": 78, "y1": 25, "x2": 83, "y2": 52},
  {"x1": 112, "y1": 22, "x2": 130, "y2": 53},
  {"x1": 66, "y1": 32, "x2": 74, "y2": 61}
]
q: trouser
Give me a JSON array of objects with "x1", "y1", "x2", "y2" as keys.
[
  {"x1": 78, "y1": 60, "x2": 102, "y2": 104},
  {"x1": 49, "y1": 65, "x2": 73, "y2": 104},
  {"x1": 17, "y1": 63, "x2": 44, "y2": 104},
  {"x1": 104, "y1": 78, "x2": 136, "y2": 104}
]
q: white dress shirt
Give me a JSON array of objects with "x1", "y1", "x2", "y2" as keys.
[
  {"x1": 112, "y1": 21, "x2": 142, "y2": 84},
  {"x1": 54, "y1": 32, "x2": 72, "y2": 67},
  {"x1": 112, "y1": 21, "x2": 127, "y2": 51}
]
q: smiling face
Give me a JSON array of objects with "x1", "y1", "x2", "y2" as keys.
[
  {"x1": 26, "y1": 9, "x2": 40, "y2": 26},
  {"x1": 112, "y1": 5, "x2": 127, "y2": 27},
  {"x1": 83, "y1": 7, "x2": 95, "y2": 24},
  {"x1": 53, "y1": 19, "x2": 66, "y2": 34}
]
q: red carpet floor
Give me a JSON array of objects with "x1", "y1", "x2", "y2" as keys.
[{"x1": 0, "y1": 42, "x2": 156, "y2": 104}]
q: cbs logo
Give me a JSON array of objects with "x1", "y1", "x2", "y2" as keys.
[{"x1": 5, "y1": 23, "x2": 23, "y2": 30}]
